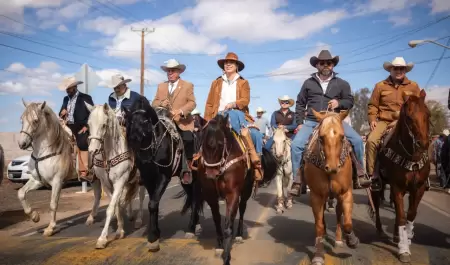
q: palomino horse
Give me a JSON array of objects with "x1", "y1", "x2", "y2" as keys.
[
  {"x1": 84, "y1": 103, "x2": 139, "y2": 249},
  {"x1": 194, "y1": 113, "x2": 277, "y2": 265},
  {"x1": 271, "y1": 127, "x2": 293, "y2": 214},
  {"x1": 303, "y1": 109, "x2": 360, "y2": 265},
  {"x1": 370, "y1": 89, "x2": 430, "y2": 263},
  {"x1": 124, "y1": 96, "x2": 201, "y2": 252},
  {"x1": 18, "y1": 100, "x2": 78, "y2": 236}
]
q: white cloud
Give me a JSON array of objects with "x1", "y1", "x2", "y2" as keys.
[
  {"x1": 80, "y1": 16, "x2": 126, "y2": 36},
  {"x1": 388, "y1": 12, "x2": 412, "y2": 26},
  {"x1": 96, "y1": 68, "x2": 166, "y2": 87},
  {"x1": 184, "y1": 0, "x2": 348, "y2": 43},
  {"x1": 268, "y1": 42, "x2": 331, "y2": 81},
  {"x1": 431, "y1": 0, "x2": 450, "y2": 14},
  {"x1": 57, "y1": 24, "x2": 69, "y2": 32},
  {"x1": 331, "y1": 27, "x2": 340, "y2": 34}
]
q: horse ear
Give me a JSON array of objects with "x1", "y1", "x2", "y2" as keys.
[
  {"x1": 22, "y1": 98, "x2": 28, "y2": 107},
  {"x1": 338, "y1": 110, "x2": 349, "y2": 121},
  {"x1": 419, "y1": 89, "x2": 426, "y2": 99},
  {"x1": 84, "y1": 102, "x2": 94, "y2": 112},
  {"x1": 40, "y1": 101, "x2": 46, "y2": 110},
  {"x1": 402, "y1": 90, "x2": 414, "y2": 102},
  {"x1": 103, "y1": 103, "x2": 109, "y2": 114},
  {"x1": 312, "y1": 108, "x2": 326, "y2": 121}
]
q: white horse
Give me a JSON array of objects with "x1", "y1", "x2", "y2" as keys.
[
  {"x1": 271, "y1": 127, "x2": 293, "y2": 214},
  {"x1": 18, "y1": 100, "x2": 78, "y2": 236},
  {"x1": 84, "y1": 103, "x2": 140, "y2": 249}
]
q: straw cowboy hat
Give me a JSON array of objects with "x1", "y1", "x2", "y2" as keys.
[
  {"x1": 278, "y1": 95, "x2": 294, "y2": 107},
  {"x1": 191, "y1": 108, "x2": 201, "y2": 115},
  {"x1": 310, "y1": 50, "x2": 339, "y2": 67},
  {"x1": 218, "y1": 52, "x2": 245, "y2": 72},
  {"x1": 58, "y1": 76, "x2": 83, "y2": 91},
  {"x1": 256, "y1": 107, "x2": 266, "y2": 113},
  {"x1": 108, "y1": 74, "x2": 131, "y2": 89},
  {"x1": 383, "y1": 57, "x2": 414, "y2": 73},
  {"x1": 160, "y1": 59, "x2": 186, "y2": 73}
]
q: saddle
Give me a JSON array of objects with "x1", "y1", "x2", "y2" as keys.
[{"x1": 380, "y1": 121, "x2": 398, "y2": 148}]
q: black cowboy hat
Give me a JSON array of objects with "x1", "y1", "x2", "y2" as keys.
[{"x1": 310, "y1": 50, "x2": 339, "y2": 67}]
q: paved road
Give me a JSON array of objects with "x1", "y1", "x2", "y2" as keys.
[{"x1": 0, "y1": 178, "x2": 449, "y2": 265}]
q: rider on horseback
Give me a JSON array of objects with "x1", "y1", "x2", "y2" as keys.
[
  {"x1": 366, "y1": 57, "x2": 420, "y2": 191},
  {"x1": 152, "y1": 59, "x2": 197, "y2": 184},
  {"x1": 107, "y1": 74, "x2": 141, "y2": 126},
  {"x1": 58, "y1": 77, "x2": 94, "y2": 181},
  {"x1": 203, "y1": 52, "x2": 265, "y2": 186},
  {"x1": 290, "y1": 50, "x2": 371, "y2": 196},
  {"x1": 265, "y1": 95, "x2": 297, "y2": 150}
]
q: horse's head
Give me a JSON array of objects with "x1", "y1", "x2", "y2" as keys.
[
  {"x1": 273, "y1": 127, "x2": 288, "y2": 159},
  {"x1": 19, "y1": 99, "x2": 48, "y2": 150},
  {"x1": 85, "y1": 103, "x2": 118, "y2": 154},
  {"x1": 312, "y1": 109, "x2": 348, "y2": 174},
  {"x1": 201, "y1": 113, "x2": 230, "y2": 175},
  {"x1": 123, "y1": 96, "x2": 156, "y2": 153},
  {"x1": 400, "y1": 89, "x2": 430, "y2": 151}
]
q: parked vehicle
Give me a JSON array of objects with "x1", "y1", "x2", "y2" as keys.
[{"x1": 7, "y1": 155, "x2": 32, "y2": 183}]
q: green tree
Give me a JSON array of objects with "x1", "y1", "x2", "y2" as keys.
[
  {"x1": 426, "y1": 100, "x2": 449, "y2": 135},
  {"x1": 350, "y1": 87, "x2": 371, "y2": 135}
]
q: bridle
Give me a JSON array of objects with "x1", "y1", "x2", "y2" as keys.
[{"x1": 202, "y1": 137, "x2": 229, "y2": 168}]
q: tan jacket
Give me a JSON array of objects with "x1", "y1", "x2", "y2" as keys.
[
  {"x1": 367, "y1": 76, "x2": 420, "y2": 123},
  {"x1": 204, "y1": 76, "x2": 254, "y2": 122},
  {"x1": 152, "y1": 79, "x2": 196, "y2": 131}
]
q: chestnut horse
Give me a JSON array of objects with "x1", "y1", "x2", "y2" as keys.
[
  {"x1": 370, "y1": 89, "x2": 430, "y2": 263},
  {"x1": 303, "y1": 109, "x2": 360, "y2": 265},
  {"x1": 194, "y1": 113, "x2": 277, "y2": 265}
]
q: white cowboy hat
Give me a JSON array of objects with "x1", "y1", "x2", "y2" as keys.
[
  {"x1": 443, "y1": 129, "x2": 449, "y2": 136},
  {"x1": 191, "y1": 109, "x2": 200, "y2": 115},
  {"x1": 256, "y1": 107, "x2": 266, "y2": 113},
  {"x1": 383, "y1": 57, "x2": 414, "y2": 73},
  {"x1": 58, "y1": 76, "x2": 83, "y2": 91},
  {"x1": 278, "y1": 95, "x2": 294, "y2": 107},
  {"x1": 108, "y1": 74, "x2": 131, "y2": 89},
  {"x1": 161, "y1": 59, "x2": 186, "y2": 73}
]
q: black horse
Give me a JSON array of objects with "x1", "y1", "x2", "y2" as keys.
[
  {"x1": 124, "y1": 96, "x2": 200, "y2": 251},
  {"x1": 0, "y1": 144, "x2": 4, "y2": 185}
]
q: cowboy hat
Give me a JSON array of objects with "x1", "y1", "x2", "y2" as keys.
[
  {"x1": 256, "y1": 107, "x2": 266, "y2": 113},
  {"x1": 108, "y1": 74, "x2": 131, "y2": 89},
  {"x1": 278, "y1": 95, "x2": 294, "y2": 107},
  {"x1": 310, "y1": 50, "x2": 339, "y2": 67},
  {"x1": 383, "y1": 57, "x2": 414, "y2": 72},
  {"x1": 191, "y1": 108, "x2": 200, "y2": 115},
  {"x1": 58, "y1": 76, "x2": 83, "y2": 91},
  {"x1": 218, "y1": 52, "x2": 245, "y2": 72},
  {"x1": 160, "y1": 59, "x2": 186, "y2": 73},
  {"x1": 443, "y1": 129, "x2": 449, "y2": 136}
]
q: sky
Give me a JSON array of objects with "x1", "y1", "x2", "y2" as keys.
[{"x1": 0, "y1": 0, "x2": 449, "y2": 132}]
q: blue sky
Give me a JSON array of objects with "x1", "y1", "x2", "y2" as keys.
[{"x1": 0, "y1": 0, "x2": 449, "y2": 132}]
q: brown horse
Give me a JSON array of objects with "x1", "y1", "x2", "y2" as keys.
[
  {"x1": 194, "y1": 113, "x2": 277, "y2": 265},
  {"x1": 370, "y1": 89, "x2": 430, "y2": 263},
  {"x1": 303, "y1": 109, "x2": 360, "y2": 265}
]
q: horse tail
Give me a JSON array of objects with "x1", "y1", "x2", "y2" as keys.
[
  {"x1": 0, "y1": 144, "x2": 4, "y2": 185},
  {"x1": 175, "y1": 173, "x2": 204, "y2": 216},
  {"x1": 261, "y1": 147, "x2": 277, "y2": 184},
  {"x1": 123, "y1": 167, "x2": 140, "y2": 207}
]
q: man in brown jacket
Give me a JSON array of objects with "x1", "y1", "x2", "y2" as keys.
[
  {"x1": 152, "y1": 59, "x2": 196, "y2": 183},
  {"x1": 366, "y1": 57, "x2": 420, "y2": 190}
]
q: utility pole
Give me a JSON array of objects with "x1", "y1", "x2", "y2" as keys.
[{"x1": 131, "y1": 27, "x2": 155, "y2": 95}]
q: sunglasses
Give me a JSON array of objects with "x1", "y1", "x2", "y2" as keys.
[
  {"x1": 393, "y1": 66, "x2": 406, "y2": 71},
  {"x1": 280, "y1": 101, "x2": 290, "y2": 104},
  {"x1": 319, "y1": 61, "x2": 333, "y2": 66}
]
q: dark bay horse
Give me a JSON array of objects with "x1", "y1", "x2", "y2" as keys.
[
  {"x1": 124, "y1": 96, "x2": 200, "y2": 251},
  {"x1": 370, "y1": 89, "x2": 431, "y2": 263},
  {"x1": 194, "y1": 113, "x2": 277, "y2": 265},
  {"x1": 0, "y1": 144, "x2": 4, "y2": 185}
]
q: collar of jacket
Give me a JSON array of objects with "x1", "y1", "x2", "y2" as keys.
[
  {"x1": 310, "y1": 72, "x2": 338, "y2": 82},
  {"x1": 383, "y1": 76, "x2": 411, "y2": 86}
]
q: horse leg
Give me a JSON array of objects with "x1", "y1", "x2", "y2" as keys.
[
  {"x1": 285, "y1": 166, "x2": 294, "y2": 209},
  {"x1": 95, "y1": 179, "x2": 126, "y2": 249},
  {"x1": 371, "y1": 189, "x2": 384, "y2": 237},
  {"x1": 208, "y1": 197, "x2": 224, "y2": 256},
  {"x1": 403, "y1": 184, "x2": 426, "y2": 262},
  {"x1": 334, "y1": 200, "x2": 344, "y2": 247},
  {"x1": 310, "y1": 192, "x2": 327, "y2": 265},
  {"x1": 340, "y1": 190, "x2": 359, "y2": 249},
  {"x1": 236, "y1": 175, "x2": 253, "y2": 243},
  {"x1": 86, "y1": 179, "x2": 102, "y2": 226},
  {"x1": 222, "y1": 192, "x2": 239, "y2": 265},
  {"x1": 186, "y1": 177, "x2": 202, "y2": 238},
  {"x1": 114, "y1": 194, "x2": 126, "y2": 240},
  {"x1": 43, "y1": 178, "x2": 63, "y2": 236},
  {"x1": 134, "y1": 186, "x2": 146, "y2": 229},
  {"x1": 18, "y1": 178, "x2": 43, "y2": 223},
  {"x1": 275, "y1": 168, "x2": 284, "y2": 214},
  {"x1": 392, "y1": 187, "x2": 410, "y2": 262}
]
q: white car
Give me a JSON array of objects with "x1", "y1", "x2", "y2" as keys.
[{"x1": 7, "y1": 155, "x2": 32, "y2": 183}]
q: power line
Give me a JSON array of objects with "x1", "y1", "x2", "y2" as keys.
[{"x1": 424, "y1": 37, "x2": 450, "y2": 89}]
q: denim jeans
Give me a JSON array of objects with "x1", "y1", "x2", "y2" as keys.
[
  {"x1": 291, "y1": 120, "x2": 365, "y2": 182},
  {"x1": 219, "y1": 109, "x2": 263, "y2": 154}
]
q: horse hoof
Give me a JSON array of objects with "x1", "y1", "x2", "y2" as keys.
[
  {"x1": 95, "y1": 238, "x2": 108, "y2": 249},
  {"x1": 399, "y1": 253, "x2": 411, "y2": 263},
  {"x1": 30, "y1": 211, "x2": 40, "y2": 223},
  {"x1": 147, "y1": 240, "x2": 160, "y2": 252},
  {"x1": 85, "y1": 216, "x2": 94, "y2": 226},
  {"x1": 235, "y1": 236, "x2": 243, "y2": 243},
  {"x1": 335, "y1": 240, "x2": 344, "y2": 247},
  {"x1": 311, "y1": 256, "x2": 325, "y2": 265},
  {"x1": 215, "y1": 248, "x2": 224, "y2": 257},
  {"x1": 195, "y1": 224, "x2": 202, "y2": 235},
  {"x1": 43, "y1": 228, "x2": 53, "y2": 237},
  {"x1": 327, "y1": 207, "x2": 335, "y2": 212},
  {"x1": 285, "y1": 200, "x2": 293, "y2": 209},
  {"x1": 346, "y1": 235, "x2": 360, "y2": 249},
  {"x1": 185, "y1": 232, "x2": 195, "y2": 239},
  {"x1": 115, "y1": 230, "x2": 125, "y2": 239},
  {"x1": 276, "y1": 208, "x2": 284, "y2": 214}
]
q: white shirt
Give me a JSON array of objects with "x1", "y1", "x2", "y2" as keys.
[
  {"x1": 168, "y1": 79, "x2": 180, "y2": 94},
  {"x1": 316, "y1": 73, "x2": 333, "y2": 93},
  {"x1": 219, "y1": 74, "x2": 239, "y2": 112},
  {"x1": 111, "y1": 88, "x2": 131, "y2": 118}
]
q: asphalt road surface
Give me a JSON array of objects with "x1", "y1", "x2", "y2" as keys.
[{"x1": 0, "y1": 178, "x2": 449, "y2": 265}]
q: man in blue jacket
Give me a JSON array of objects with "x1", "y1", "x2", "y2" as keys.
[
  {"x1": 264, "y1": 95, "x2": 297, "y2": 150},
  {"x1": 290, "y1": 50, "x2": 371, "y2": 196},
  {"x1": 108, "y1": 74, "x2": 141, "y2": 125}
]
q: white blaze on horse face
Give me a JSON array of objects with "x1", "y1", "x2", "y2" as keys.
[
  {"x1": 88, "y1": 106, "x2": 108, "y2": 153},
  {"x1": 273, "y1": 128, "x2": 286, "y2": 158}
]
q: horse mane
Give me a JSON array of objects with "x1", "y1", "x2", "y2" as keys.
[
  {"x1": 130, "y1": 96, "x2": 159, "y2": 125},
  {"x1": 204, "y1": 114, "x2": 231, "y2": 149},
  {"x1": 90, "y1": 104, "x2": 123, "y2": 144}
]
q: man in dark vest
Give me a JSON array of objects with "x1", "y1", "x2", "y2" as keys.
[
  {"x1": 59, "y1": 77, "x2": 94, "y2": 180},
  {"x1": 108, "y1": 74, "x2": 141, "y2": 126},
  {"x1": 264, "y1": 95, "x2": 297, "y2": 150}
]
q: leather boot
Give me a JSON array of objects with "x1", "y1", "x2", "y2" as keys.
[
  {"x1": 240, "y1": 128, "x2": 263, "y2": 181},
  {"x1": 78, "y1": 150, "x2": 92, "y2": 182}
]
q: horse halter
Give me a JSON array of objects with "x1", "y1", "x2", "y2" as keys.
[
  {"x1": 20, "y1": 110, "x2": 41, "y2": 149},
  {"x1": 202, "y1": 137, "x2": 229, "y2": 168}
]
